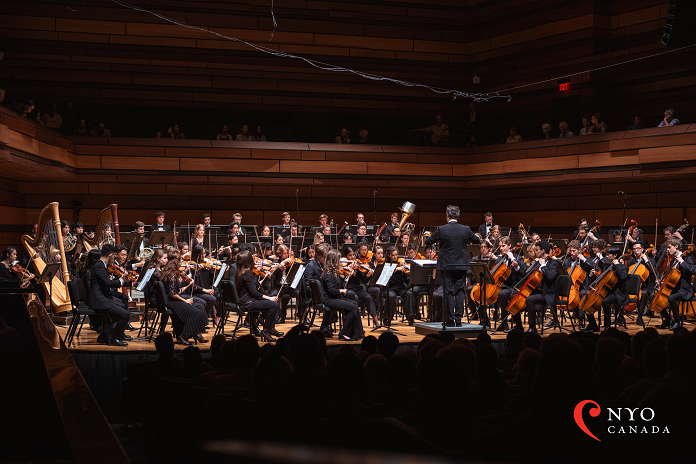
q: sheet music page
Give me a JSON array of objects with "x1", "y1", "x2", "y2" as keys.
[
  {"x1": 214, "y1": 264, "x2": 227, "y2": 287},
  {"x1": 412, "y1": 259, "x2": 437, "y2": 265},
  {"x1": 376, "y1": 263, "x2": 396, "y2": 286},
  {"x1": 291, "y1": 265, "x2": 305, "y2": 289},
  {"x1": 136, "y1": 268, "x2": 155, "y2": 291}
]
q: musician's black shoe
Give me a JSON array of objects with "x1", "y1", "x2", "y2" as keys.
[
  {"x1": 126, "y1": 323, "x2": 137, "y2": 331},
  {"x1": 526, "y1": 327, "x2": 537, "y2": 333},
  {"x1": 407, "y1": 317, "x2": 415, "y2": 327},
  {"x1": 469, "y1": 314, "x2": 479, "y2": 321},
  {"x1": 582, "y1": 324, "x2": 599, "y2": 332},
  {"x1": 121, "y1": 334, "x2": 132, "y2": 341},
  {"x1": 445, "y1": 320, "x2": 456, "y2": 327},
  {"x1": 544, "y1": 320, "x2": 559, "y2": 329},
  {"x1": 577, "y1": 320, "x2": 585, "y2": 330},
  {"x1": 455, "y1": 320, "x2": 463, "y2": 327},
  {"x1": 497, "y1": 322, "x2": 509, "y2": 331},
  {"x1": 321, "y1": 327, "x2": 334, "y2": 338},
  {"x1": 669, "y1": 322, "x2": 682, "y2": 331},
  {"x1": 643, "y1": 310, "x2": 654, "y2": 317},
  {"x1": 656, "y1": 320, "x2": 671, "y2": 329},
  {"x1": 97, "y1": 333, "x2": 108, "y2": 344},
  {"x1": 636, "y1": 317, "x2": 645, "y2": 328},
  {"x1": 110, "y1": 339, "x2": 128, "y2": 347}
]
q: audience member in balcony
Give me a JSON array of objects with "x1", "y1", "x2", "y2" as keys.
[
  {"x1": 436, "y1": 129, "x2": 452, "y2": 146},
  {"x1": 90, "y1": 121, "x2": 111, "y2": 137},
  {"x1": 21, "y1": 100, "x2": 36, "y2": 118},
  {"x1": 74, "y1": 119, "x2": 88, "y2": 136},
  {"x1": 335, "y1": 128, "x2": 350, "y2": 144},
  {"x1": 541, "y1": 123, "x2": 552, "y2": 139},
  {"x1": 356, "y1": 129, "x2": 369, "y2": 144},
  {"x1": 465, "y1": 135, "x2": 477, "y2": 148},
  {"x1": 169, "y1": 124, "x2": 185, "y2": 139},
  {"x1": 412, "y1": 114, "x2": 448, "y2": 145},
  {"x1": 587, "y1": 113, "x2": 607, "y2": 134},
  {"x1": 61, "y1": 102, "x2": 80, "y2": 135},
  {"x1": 658, "y1": 108, "x2": 680, "y2": 127},
  {"x1": 579, "y1": 115, "x2": 591, "y2": 136},
  {"x1": 34, "y1": 109, "x2": 44, "y2": 125},
  {"x1": 253, "y1": 126, "x2": 267, "y2": 141},
  {"x1": 236, "y1": 124, "x2": 253, "y2": 141},
  {"x1": 558, "y1": 121, "x2": 574, "y2": 138},
  {"x1": 506, "y1": 126, "x2": 523, "y2": 143},
  {"x1": 628, "y1": 114, "x2": 644, "y2": 130},
  {"x1": 42, "y1": 103, "x2": 62, "y2": 129},
  {"x1": 217, "y1": 124, "x2": 231, "y2": 140}
]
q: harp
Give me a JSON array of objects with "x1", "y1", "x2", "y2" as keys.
[
  {"x1": 80, "y1": 204, "x2": 121, "y2": 252},
  {"x1": 21, "y1": 202, "x2": 71, "y2": 313}
]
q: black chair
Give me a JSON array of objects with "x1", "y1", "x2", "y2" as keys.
[
  {"x1": 217, "y1": 280, "x2": 257, "y2": 338},
  {"x1": 307, "y1": 279, "x2": 341, "y2": 332},
  {"x1": 66, "y1": 277, "x2": 110, "y2": 346},
  {"x1": 135, "y1": 285, "x2": 157, "y2": 342},
  {"x1": 153, "y1": 281, "x2": 177, "y2": 337},
  {"x1": 553, "y1": 275, "x2": 576, "y2": 332}
]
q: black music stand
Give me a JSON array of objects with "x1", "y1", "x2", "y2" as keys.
[
  {"x1": 467, "y1": 263, "x2": 494, "y2": 330},
  {"x1": 368, "y1": 263, "x2": 404, "y2": 336},
  {"x1": 408, "y1": 260, "x2": 440, "y2": 322},
  {"x1": 37, "y1": 263, "x2": 62, "y2": 313},
  {"x1": 149, "y1": 231, "x2": 177, "y2": 248},
  {"x1": 355, "y1": 234, "x2": 374, "y2": 245}
]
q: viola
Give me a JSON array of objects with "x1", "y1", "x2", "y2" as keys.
[
  {"x1": 579, "y1": 264, "x2": 618, "y2": 315},
  {"x1": 506, "y1": 261, "x2": 543, "y2": 315},
  {"x1": 10, "y1": 263, "x2": 33, "y2": 288},
  {"x1": 470, "y1": 258, "x2": 510, "y2": 305},
  {"x1": 107, "y1": 264, "x2": 125, "y2": 278}
]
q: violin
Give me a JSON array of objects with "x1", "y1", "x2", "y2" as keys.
[
  {"x1": 396, "y1": 257, "x2": 410, "y2": 274},
  {"x1": 10, "y1": 263, "x2": 34, "y2": 288},
  {"x1": 179, "y1": 270, "x2": 193, "y2": 285},
  {"x1": 470, "y1": 258, "x2": 510, "y2": 305},
  {"x1": 506, "y1": 261, "x2": 544, "y2": 315},
  {"x1": 108, "y1": 264, "x2": 138, "y2": 282},
  {"x1": 579, "y1": 264, "x2": 618, "y2": 315}
]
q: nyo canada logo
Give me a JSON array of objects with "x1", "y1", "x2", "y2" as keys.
[{"x1": 574, "y1": 400, "x2": 670, "y2": 441}]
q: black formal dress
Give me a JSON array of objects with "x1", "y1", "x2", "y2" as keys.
[
  {"x1": 88, "y1": 260, "x2": 130, "y2": 340},
  {"x1": 425, "y1": 220, "x2": 480, "y2": 324},
  {"x1": 321, "y1": 272, "x2": 364, "y2": 340},
  {"x1": 161, "y1": 274, "x2": 207, "y2": 340},
  {"x1": 237, "y1": 271, "x2": 278, "y2": 331},
  {"x1": 347, "y1": 268, "x2": 377, "y2": 317},
  {"x1": 0, "y1": 263, "x2": 19, "y2": 282}
]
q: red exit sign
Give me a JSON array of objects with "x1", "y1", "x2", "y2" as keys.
[{"x1": 559, "y1": 82, "x2": 570, "y2": 92}]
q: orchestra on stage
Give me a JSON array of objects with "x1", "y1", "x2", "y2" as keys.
[{"x1": 3, "y1": 201, "x2": 694, "y2": 347}]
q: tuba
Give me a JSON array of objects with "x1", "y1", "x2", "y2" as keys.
[{"x1": 398, "y1": 201, "x2": 416, "y2": 233}]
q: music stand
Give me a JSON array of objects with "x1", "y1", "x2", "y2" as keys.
[
  {"x1": 465, "y1": 263, "x2": 494, "y2": 331},
  {"x1": 409, "y1": 260, "x2": 440, "y2": 321},
  {"x1": 355, "y1": 234, "x2": 374, "y2": 246},
  {"x1": 149, "y1": 231, "x2": 177, "y2": 248},
  {"x1": 368, "y1": 263, "x2": 404, "y2": 336},
  {"x1": 37, "y1": 263, "x2": 62, "y2": 312}
]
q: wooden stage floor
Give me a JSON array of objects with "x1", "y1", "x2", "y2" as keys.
[{"x1": 57, "y1": 312, "x2": 681, "y2": 353}]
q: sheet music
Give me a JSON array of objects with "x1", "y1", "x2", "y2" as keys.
[
  {"x1": 376, "y1": 263, "x2": 396, "y2": 286},
  {"x1": 213, "y1": 264, "x2": 227, "y2": 288},
  {"x1": 136, "y1": 268, "x2": 155, "y2": 291},
  {"x1": 412, "y1": 259, "x2": 437, "y2": 266},
  {"x1": 291, "y1": 265, "x2": 305, "y2": 289}
]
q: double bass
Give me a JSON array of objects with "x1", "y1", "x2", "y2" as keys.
[
  {"x1": 505, "y1": 261, "x2": 543, "y2": 315},
  {"x1": 579, "y1": 264, "x2": 617, "y2": 315}
]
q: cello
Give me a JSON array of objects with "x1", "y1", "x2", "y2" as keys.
[
  {"x1": 566, "y1": 259, "x2": 587, "y2": 310},
  {"x1": 470, "y1": 258, "x2": 510, "y2": 305},
  {"x1": 579, "y1": 264, "x2": 617, "y2": 315},
  {"x1": 623, "y1": 257, "x2": 650, "y2": 312},
  {"x1": 649, "y1": 245, "x2": 693, "y2": 313},
  {"x1": 505, "y1": 261, "x2": 543, "y2": 315}
]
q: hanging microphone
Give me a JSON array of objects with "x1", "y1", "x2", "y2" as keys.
[{"x1": 618, "y1": 191, "x2": 630, "y2": 197}]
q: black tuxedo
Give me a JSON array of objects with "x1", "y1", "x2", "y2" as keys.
[
  {"x1": 426, "y1": 220, "x2": 480, "y2": 323},
  {"x1": 149, "y1": 223, "x2": 172, "y2": 233},
  {"x1": 477, "y1": 222, "x2": 496, "y2": 238},
  {"x1": 88, "y1": 260, "x2": 129, "y2": 339}
]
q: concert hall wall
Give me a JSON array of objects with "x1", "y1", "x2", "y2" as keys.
[{"x1": 1, "y1": 0, "x2": 695, "y2": 144}]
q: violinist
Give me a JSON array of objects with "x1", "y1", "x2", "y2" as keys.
[
  {"x1": 88, "y1": 245, "x2": 131, "y2": 346},
  {"x1": 191, "y1": 224, "x2": 210, "y2": 256},
  {"x1": 563, "y1": 240, "x2": 598, "y2": 330},
  {"x1": 347, "y1": 243, "x2": 380, "y2": 327},
  {"x1": 143, "y1": 249, "x2": 168, "y2": 308},
  {"x1": 385, "y1": 246, "x2": 418, "y2": 326},
  {"x1": 113, "y1": 245, "x2": 135, "y2": 327},
  {"x1": 321, "y1": 249, "x2": 365, "y2": 341},
  {"x1": 218, "y1": 234, "x2": 239, "y2": 261},
  {"x1": 190, "y1": 244, "x2": 220, "y2": 322},
  {"x1": 304, "y1": 243, "x2": 334, "y2": 338},
  {"x1": 521, "y1": 241, "x2": 559, "y2": 333},
  {"x1": 1, "y1": 247, "x2": 34, "y2": 283},
  {"x1": 654, "y1": 238, "x2": 696, "y2": 330},
  {"x1": 583, "y1": 246, "x2": 628, "y2": 332},
  {"x1": 626, "y1": 241, "x2": 655, "y2": 324},
  {"x1": 495, "y1": 237, "x2": 528, "y2": 332},
  {"x1": 159, "y1": 258, "x2": 208, "y2": 345},
  {"x1": 367, "y1": 246, "x2": 384, "y2": 309},
  {"x1": 270, "y1": 244, "x2": 304, "y2": 324}
]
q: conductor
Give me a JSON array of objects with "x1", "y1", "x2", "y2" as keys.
[{"x1": 425, "y1": 205, "x2": 480, "y2": 326}]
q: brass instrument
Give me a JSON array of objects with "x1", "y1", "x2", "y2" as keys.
[
  {"x1": 397, "y1": 201, "x2": 416, "y2": 233},
  {"x1": 63, "y1": 231, "x2": 76, "y2": 252},
  {"x1": 138, "y1": 247, "x2": 154, "y2": 261}
]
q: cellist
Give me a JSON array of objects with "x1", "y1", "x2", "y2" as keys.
[
  {"x1": 496, "y1": 237, "x2": 528, "y2": 332},
  {"x1": 583, "y1": 246, "x2": 628, "y2": 332},
  {"x1": 654, "y1": 238, "x2": 696, "y2": 330},
  {"x1": 626, "y1": 241, "x2": 655, "y2": 324},
  {"x1": 562, "y1": 240, "x2": 598, "y2": 330},
  {"x1": 521, "y1": 241, "x2": 559, "y2": 333}
]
